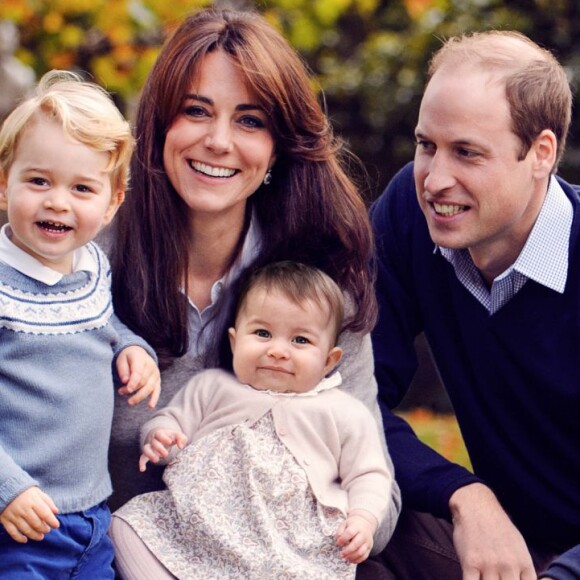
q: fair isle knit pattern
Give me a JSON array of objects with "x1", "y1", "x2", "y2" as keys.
[
  {"x1": 0, "y1": 243, "x2": 112, "y2": 335},
  {"x1": 0, "y1": 242, "x2": 154, "y2": 515}
]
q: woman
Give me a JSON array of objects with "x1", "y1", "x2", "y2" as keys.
[{"x1": 108, "y1": 6, "x2": 400, "y2": 556}]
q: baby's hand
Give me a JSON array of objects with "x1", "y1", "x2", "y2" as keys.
[
  {"x1": 335, "y1": 509, "x2": 377, "y2": 564},
  {"x1": 116, "y1": 346, "x2": 161, "y2": 408},
  {"x1": 139, "y1": 429, "x2": 188, "y2": 472},
  {"x1": 0, "y1": 487, "x2": 59, "y2": 543}
]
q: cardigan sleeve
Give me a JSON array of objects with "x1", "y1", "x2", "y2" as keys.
[
  {"x1": 370, "y1": 162, "x2": 479, "y2": 519},
  {"x1": 139, "y1": 371, "x2": 212, "y2": 462},
  {"x1": 334, "y1": 329, "x2": 401, "y2": 552},
  {"x1": 336, "y1": 398, "x2": 394, "y2": 526}
]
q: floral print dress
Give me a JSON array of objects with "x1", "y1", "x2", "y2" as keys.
[{"x1": 115, "y1": 412, "x2": 356, "y2": 580}]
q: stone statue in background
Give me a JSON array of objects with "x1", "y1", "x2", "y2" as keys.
[{"x1": 0, "y1": 20, "x2": 35, "y2": 123}]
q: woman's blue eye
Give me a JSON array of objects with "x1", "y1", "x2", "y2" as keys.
[
  {"x1": 184, "y1": 105, "x2": 207, "y2": 117},
  {"x1": 239, "y1": 115, "x2": 265, "y2": 129}
]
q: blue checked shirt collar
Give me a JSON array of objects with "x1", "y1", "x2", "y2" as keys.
[{"x1": 438, "y1": 176, "x2": 572, "y2": 314}]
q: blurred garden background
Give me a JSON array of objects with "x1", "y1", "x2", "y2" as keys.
[{"x1": 2, "y1": 0, "x2": 579, "y2": 469}]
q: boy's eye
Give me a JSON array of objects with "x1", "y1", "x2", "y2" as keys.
[
  {"x1": 74, "y1": 184, "x2": 93, "y2": 193},
  {"x1": 293, "y1": 336, "x2": 310, "y2": 345},
  {"x1": 255, "y1": 329, "x2": 270, "y2": 338}
]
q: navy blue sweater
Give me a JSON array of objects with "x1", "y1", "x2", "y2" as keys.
[{"x1": 370, "y1": 163, "x2": 579, "y2": 567}]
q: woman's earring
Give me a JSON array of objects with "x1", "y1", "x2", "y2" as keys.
[{"x1": 263, "y1": 170, "x2": 272, "y2": 185}]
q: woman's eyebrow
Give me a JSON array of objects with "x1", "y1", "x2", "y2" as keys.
[{"x1": 185, "y1": 93, "x2": 264, "y2": 112}]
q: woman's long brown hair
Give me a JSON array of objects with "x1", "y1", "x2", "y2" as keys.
[{"x1": 111, "y1": 8, "x2": 377, "y2": 369}]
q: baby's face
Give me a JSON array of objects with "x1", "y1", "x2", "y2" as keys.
[
  {"x1": 228, "y1": 287, "x2": 342, "y2": 393},
  {"x1": 0, "y1": 116, "x2": 122, "y2": 274}
]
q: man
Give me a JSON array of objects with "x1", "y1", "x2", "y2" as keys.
[{"x1": 369, "y1": 31, "x2": 579, "y2": 580}]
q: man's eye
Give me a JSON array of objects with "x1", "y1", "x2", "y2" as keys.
[
  {"x1": 415, "y1": 139, "x2": 434, "y2": 152},
  {"x1": 457, "y1": 147, "x2": 479, "y2": 159}
]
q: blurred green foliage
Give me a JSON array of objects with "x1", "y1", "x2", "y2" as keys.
[{"x1": 1, "y1": 0, "x2": 579, "y2": 198}]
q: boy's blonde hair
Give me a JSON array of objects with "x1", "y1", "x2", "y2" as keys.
[{"x1": 0, "y1": 70, "x2": 134, "y2": 192}]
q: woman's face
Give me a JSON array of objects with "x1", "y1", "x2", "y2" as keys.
[{"x1": 163, "y1": 50, "x2": 276, "y2": 222}]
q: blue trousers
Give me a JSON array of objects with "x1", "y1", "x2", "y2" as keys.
[{"x1": 0, "y1": 501, "x2": 114, "y2": 579}]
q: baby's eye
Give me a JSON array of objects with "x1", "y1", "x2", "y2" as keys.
[
  {"x1": 293, "y1": 336, "x2": 311, "y2": 345},
  {"x1": 255, "y1": 329, "x2": 271, "y2": 338},
  {"x1": 29, "y1": 177, "x2": 47, "y2": 187}
]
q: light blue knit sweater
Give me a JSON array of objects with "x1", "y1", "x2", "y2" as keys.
[{"x1": 0, "y1": 242, "x2": 154, "y2": 514}]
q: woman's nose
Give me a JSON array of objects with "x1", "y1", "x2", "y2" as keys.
[{"x1": 205, "y1": 119, "x2": 233, "y2": 154}]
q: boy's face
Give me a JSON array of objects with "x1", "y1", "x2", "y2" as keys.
[
  {"x1": 0, "y1": 116, "x2": 123, "y2": 274},
  {"x1": 228, "y1": 286, "x2": 342, "y2": 394}
]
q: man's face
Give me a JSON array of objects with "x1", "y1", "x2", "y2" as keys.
[{"x1": 413, "y1": 65, "x2": 549, "y2": 280}]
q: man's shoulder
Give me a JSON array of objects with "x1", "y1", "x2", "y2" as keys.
[
  {"x1": 556, "y1": 174, "x2": 580, "y2": 202},
  {"x1": 370, "y1": 161, "x2": 423, "y2": 229},
  {"x1": 371, "y1": 161, "x2": 416, "y2": 208}
]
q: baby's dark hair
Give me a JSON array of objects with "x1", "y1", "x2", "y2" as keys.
[{"x1": 235, "y1": 261, "x2": 345, "y2": 344}]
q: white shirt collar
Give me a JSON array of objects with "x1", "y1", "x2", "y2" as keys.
[
  {"x1": 0, "y1": 224, "x2": 98, "y2": 285},
  {"x1": 439, "y1": 175, "x2": 572, "y2": 294},
  {"x1": 510, "y1": 175, "x2": 572, "y2": 293}
]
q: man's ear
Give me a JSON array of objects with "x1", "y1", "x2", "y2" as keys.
[
  {"x1": 103, "y1": 189, "x2": 125, "y2": 225},
  {"x1": 532, "y1": 129, "x2": 557, "y2": 178},
  {"x1": 324, "y1": 346, "x2": 343, "y2": 376}
]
